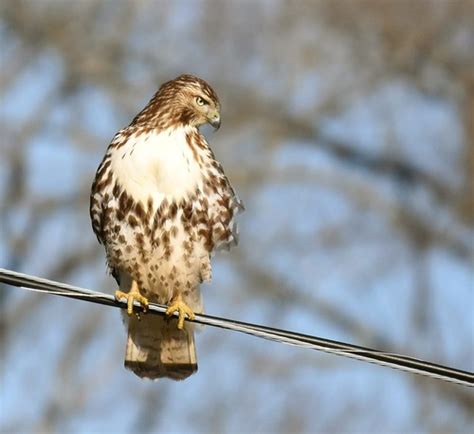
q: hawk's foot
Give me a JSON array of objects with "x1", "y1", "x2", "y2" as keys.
[
  {"x1": 166, "y1": 296, "x2": 195, "y2": 330},
  {"x1": 115, "y1": 282, "x2": 149, "y2": 316}
]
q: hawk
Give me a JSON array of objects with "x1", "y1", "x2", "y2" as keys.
[{"x1": 90, "y1": 74, "x2": 243, "y2": 380}]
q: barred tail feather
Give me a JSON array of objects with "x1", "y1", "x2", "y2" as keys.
[{"x1": 125, "y1": 314, "x2": 197, "y2": 380}]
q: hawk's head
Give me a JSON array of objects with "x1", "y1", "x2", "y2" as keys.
[{"x1": 133, "y1": 74, "x2": 221, "y2": 131}]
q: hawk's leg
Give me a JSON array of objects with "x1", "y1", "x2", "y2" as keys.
[
  {"x1": 115, "y1": 280, "x2": 149, "y2": 316},
  {"x1": 166, "y1": 294, "x2": 195, "y2": 330}
]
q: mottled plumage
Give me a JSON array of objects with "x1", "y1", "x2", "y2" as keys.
[{"x1": 90, "y1": 74, "x2": 243, "y2": 380}]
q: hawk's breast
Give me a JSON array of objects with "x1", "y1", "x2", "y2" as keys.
[{"x1": 110, "y1": 125, "x2": 203, "y2": 204}]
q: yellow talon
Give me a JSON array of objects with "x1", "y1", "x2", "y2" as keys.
[
  {"x1": 166, "y1": 296, "x2": 195, "y2": 330},
  {"x1": 115, "y1": 281, "x2": 148, "y2": 316}
]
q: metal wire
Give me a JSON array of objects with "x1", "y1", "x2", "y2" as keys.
[{"x1": 0, "y1": 267, "x2": 472, "y2": 387}]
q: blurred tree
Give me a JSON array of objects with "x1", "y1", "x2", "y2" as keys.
[{"x1": 1, "y1": 1, "x2": 473, "y2": 433}]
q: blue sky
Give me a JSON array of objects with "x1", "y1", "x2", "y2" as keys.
[{"x1": 1, "y1": 2, "x2": 473, "y2": 433}]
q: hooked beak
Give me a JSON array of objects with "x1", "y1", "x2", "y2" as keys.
[{"x1": 208, "y1": 112, "x2": 221, "y2": 130}]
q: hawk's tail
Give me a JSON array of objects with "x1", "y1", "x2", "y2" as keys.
[{"x1": 124, "y1": 314, "x2": 197, "y2": 380}]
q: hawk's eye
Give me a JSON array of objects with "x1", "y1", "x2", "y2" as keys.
[{"x1": 195, "y1": 96, "x2": 208, "y2": 106}]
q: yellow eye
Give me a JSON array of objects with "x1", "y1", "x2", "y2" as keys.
[{"x1": 196, "y1": 96, "x2": 207, "y2": 106}]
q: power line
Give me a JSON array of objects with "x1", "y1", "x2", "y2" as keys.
[{"x1": 0, "y1": 267, "x2": 472, "y2": 387}]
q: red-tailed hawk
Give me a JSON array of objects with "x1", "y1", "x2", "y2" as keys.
[{"x1": 90, "y1": 74, "x2": 243, "y2": 380}]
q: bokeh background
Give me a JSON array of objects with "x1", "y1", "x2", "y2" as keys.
[{"x1": 1, "y1": 0, "x2": 473, "y2": 433}]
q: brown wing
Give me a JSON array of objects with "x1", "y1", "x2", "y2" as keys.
[
  {"x1": 202, "y1": 150, "x2": 244, "y2": 252},
  {"x1": 211, "y1": 173, "x2": 244, "y2": 252},
  {"x1": 89, "y1": 155, "x2": 110, "y2": 245},
  {"x1": 89, "y1": 129, "x2": 130, "y2": 244}
]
